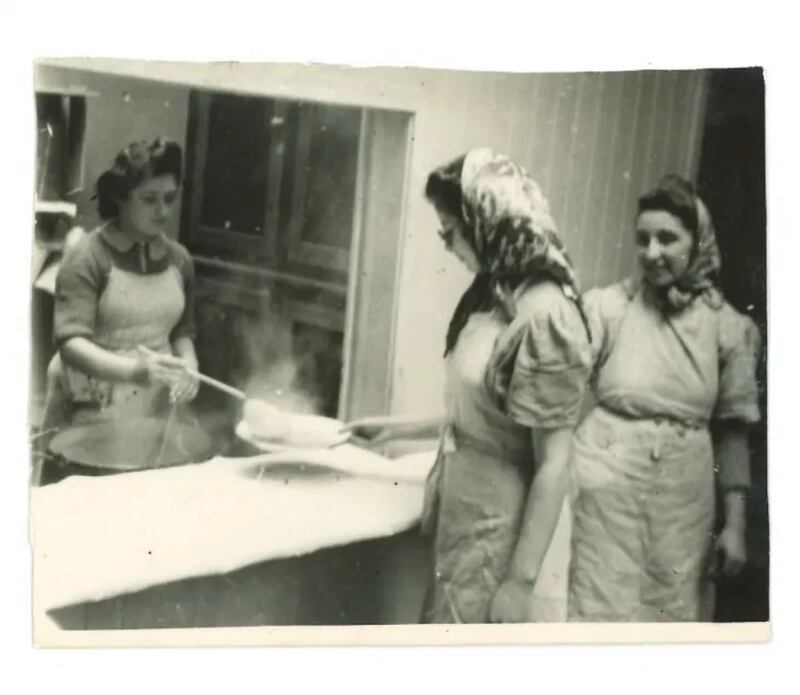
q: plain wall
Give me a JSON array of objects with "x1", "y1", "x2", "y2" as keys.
[{"x1": 34, "y1": 60, "x2": 709, "y2": 419}]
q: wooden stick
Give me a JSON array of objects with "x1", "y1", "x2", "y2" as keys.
[{"x1": 190, "y1": 370, "x2": 247, "y2": 401}]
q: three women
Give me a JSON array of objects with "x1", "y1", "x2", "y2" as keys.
[{"x1": 45, "y1": 135, "x2": 760, "y2": 623}]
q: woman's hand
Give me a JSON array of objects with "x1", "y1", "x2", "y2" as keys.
[
  {"x1": 168, "y1": 338, "x2": 200, "y2": 404},
  {"x1": 136, "y1": 349, "x2": 198, "y2": 403},
  {"x1": 490, "y1": 577, "x2": 565, "y2": 623},
  {"x1": 490, "y1": 577, "x2": 536, "y2": 623},
  {"x1": 135, "y1": 349, "x2": 183, "y2": 383},
  {"x1": 340, "y1": 414, "x2": 444, "y2": 447},
  {"x1": 710, "y1": 488, "x2": 748, "y2": 579},
  {"x1": 340, "y1": 416, "x2": 407, "y2": 446},
  {"x1": 168, "y1": 365, "x2": 199, "y2": 404},
  {"x1": 712, "y1": 523, "x2": 747, "y2": 578}
]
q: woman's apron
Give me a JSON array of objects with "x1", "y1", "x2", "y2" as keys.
[
  {"x1": 421, "y1": 312, "x2": 573, "y2": 624},
  {"x1": 42, "y1": 264, "x2": 186, "y2": 433},
  {"x1": 568, "y1": 406, "x2": 715, "y2": 622},
  {"x1": 569, "y1": 289, "x2": 719, "y2": 622}
]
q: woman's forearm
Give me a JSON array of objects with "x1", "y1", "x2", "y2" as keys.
[
  {"x1": 380, "y1": 413, "x2": 446, "y2": 440},
  {"x1": 714, "y1": 420, "x2": 752, "y2": 492},
  {"x1": 172, "y1": 337, "x2": 198, "y2": 369},
  {"x1": 60, "y1": 337, "x2": 145, "y2": 384},
  {"x1": 344, "y1": 413, "x2": 446, "y2": 443},
  {"x1": 406, "y1": 414, "x2": 447, "y2": 438},
  {"x1": 712, "y1": 421, "x2": 751, "y2": 532},
  {"x1": 508, "y1": 428, "x2": 573, "y2": 582},
  {"x1": 723, "y1": 489, "x2": 747, "y2": 531}
]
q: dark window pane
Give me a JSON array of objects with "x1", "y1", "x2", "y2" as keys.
[
  {"x1": 291, "y1": 322, "x2": 343, "y2": 418},
  {"x1": 300, "y1": 104, "x2": 360, "y2": 249},
  {"x1": 200, "y1": 95, "x2": 271, "y2": 236},
  {"x1": 36, "y1": 94, "x2": 68, "y2": 200}
]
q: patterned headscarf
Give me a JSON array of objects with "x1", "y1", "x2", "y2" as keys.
[
  {"x1": 642, "y1": 179, "x2": 724, "y2": 313},
  {"x1": 435, "y1": 148, "x2": 588, "y2": 355}
]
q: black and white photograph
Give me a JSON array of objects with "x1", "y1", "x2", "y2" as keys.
[{"x1": 28, "y1": 58, "x2": 768, "y2": 645}]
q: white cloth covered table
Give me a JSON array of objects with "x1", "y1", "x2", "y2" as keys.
[{"x1": 32, "y1": 446, "x2": 436, "y2": 614}]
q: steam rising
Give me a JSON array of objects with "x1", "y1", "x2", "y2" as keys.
[{"x1": 237, "y1": 295, "x2": 331, "y2": 417}]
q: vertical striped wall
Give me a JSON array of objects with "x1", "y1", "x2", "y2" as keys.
[
  {"x1": 404, "y1": 70, "x2": 709, "y2": 292},
  {"x1": 393, "y1": 69, "x2": 709, "y2": 414}
]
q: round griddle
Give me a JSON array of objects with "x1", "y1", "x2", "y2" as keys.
[{"x1": 48, "y1": 416, "x2": 214, "y2": 473}]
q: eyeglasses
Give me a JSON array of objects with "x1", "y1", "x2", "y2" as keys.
[{"x1": 438, "y1": 226, "x2": 456, "y2": 248}]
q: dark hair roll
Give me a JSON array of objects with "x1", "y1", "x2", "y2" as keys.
[
  {"x1": 425, "y1": 155, "x2": 465, "y2": 220},
  {"x1": 95, "y1": 137, "x2": 183, "y2": 220}
]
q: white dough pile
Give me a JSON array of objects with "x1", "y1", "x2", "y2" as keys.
[
  {"x1": 242, "y1": 399, "x2": 347, "y2": 449},
  {"x1": 242, "y1": 399, "x2": 292, "y2": 441}
]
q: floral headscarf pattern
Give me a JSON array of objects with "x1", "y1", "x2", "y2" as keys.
[
  {"x1": 459, "y1": 148, "x2": 582, "y2": 298},
  {"x1": 439, "y1": 148, "x2": 588, "y2": 355}
]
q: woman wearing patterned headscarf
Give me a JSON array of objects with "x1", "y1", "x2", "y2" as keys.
[
  {"x1": 568, "y1": 175, "x2": 762, "y2": 622},
  {"x1": 344, "y1": 148, "x2": 592, "y2": 623},
  {"x1": 40, "y1": 138, "x2": 199, "y2": 447}
]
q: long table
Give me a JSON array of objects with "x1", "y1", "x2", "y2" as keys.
[{"x1": 31, "y1": 446, "x2": 436, "y2": 630}]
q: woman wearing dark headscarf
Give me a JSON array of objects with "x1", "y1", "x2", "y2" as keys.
[
  {"x1": 568, "y1": 175, "x2": 761, "y2": 622},
  {"x1": 42, "y1": 138, "x2": 199, "y2": 437},
  {"x1": 344, "y1": 148, "x2": 592, "y2": 623}
]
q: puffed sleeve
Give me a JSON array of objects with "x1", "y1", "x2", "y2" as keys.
[
  {"x1": 715, "y1": 303, "x2": 762, "y2": 424},
  {"x1": 486, "y1": 283, "x2": 592, "y2": 429},
  {"x1": 53, "y1": 234, "x2": 109, "y2": 345},
  {"x1": 583, "y1": 288, "x2": 609, "y2": 372},
  {"x1": 167, "y1": 241, "x2": 197, "y2": 342},
  {"x1": 582, "y1": 280, "x2": 634, "y2": 373}
]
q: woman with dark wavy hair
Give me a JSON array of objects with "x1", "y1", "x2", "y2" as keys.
[
  {"x1": 42, "y1": 138, "x2": 199, "y2": 437},
  {"x1": 568, "y1": 175, "x2": 761, "y2": 622},
  {"x1": 344, "y1": 148, "x2": 592, "y2": 623}
]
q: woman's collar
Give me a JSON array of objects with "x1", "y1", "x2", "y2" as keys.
[
  {"x1": 621, "y1": 276, "x2": 642, "y2": 299},
  {"x1": 100, "y1": 223, "x2": 168, "y2": 259}
]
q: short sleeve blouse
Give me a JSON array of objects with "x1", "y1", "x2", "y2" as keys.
[{"x1": 485, "y1": 282, "x2": 592, "y2": 429}]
